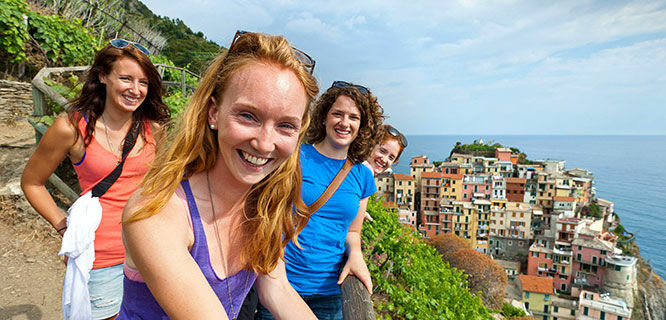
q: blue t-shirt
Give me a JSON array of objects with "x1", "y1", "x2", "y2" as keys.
[{"x1": 284, "y1": 144, "x2": 376, "y2": 295}]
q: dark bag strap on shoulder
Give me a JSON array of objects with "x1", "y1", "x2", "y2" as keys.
[
  {"x1": 91, "y1": 120, "x2": 141, "y2": 198},
  {"x1": 307, "y1": 159, "x2": 353, "y2": 214}
]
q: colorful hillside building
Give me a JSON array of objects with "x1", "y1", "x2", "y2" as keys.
[
  {"x1": 393, "y1": 173, "x2": 415, "y2": 211},
  {"x1": 579, "y1": 290, "x2": 632, "y2": 320},
  {"x1": 519, "y1": 274, "x2": 554, "y2": 319}
]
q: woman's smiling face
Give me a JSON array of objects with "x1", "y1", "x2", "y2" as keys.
[
  {"x1": 323, "y1": 95, "x2": 361, "y2": 151},
  {"x1": 99, "y1": 57, "x2": 148, "y2": 113},
  {"x1": 367, "y1": 138, "x2": 401, "y2": 174},
  {"x1": 208, "y1": 62, "x2": 307, "y2": 187}
]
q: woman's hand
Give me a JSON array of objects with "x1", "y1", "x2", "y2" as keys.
[
  {"x1": 256, "y1": 259, "x2": 316, "y2": 320},
  {"x1": 338, "y1": 197, "x2": 373, "y2": 295},
  {"x1": 337, "y1": 248, "x2": 373, "y2": 295}
]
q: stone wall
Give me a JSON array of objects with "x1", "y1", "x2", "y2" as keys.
[{"x1": 0, "y1": 80, "x2": 33, "y2": 122}]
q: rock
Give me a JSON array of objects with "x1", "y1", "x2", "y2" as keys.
[{"x1": 0, "y1": 179, "x2": 23, "y2": 196}]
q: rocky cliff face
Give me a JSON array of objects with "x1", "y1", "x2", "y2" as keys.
[{"x1": 632, "y1": 244, "x2": 666, "y2": 320}]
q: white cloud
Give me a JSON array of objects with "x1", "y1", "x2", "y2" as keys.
[{"x1": 284, "y1": 12, "x2": 344, "y2": 41}]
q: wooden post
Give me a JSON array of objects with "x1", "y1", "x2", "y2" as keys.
[
  {"x1": 181, "y1": 69, "x2": 186, "y2": 95},
  {"x1": 341, "y1": 275, "x2": 376, "y2": 320}
]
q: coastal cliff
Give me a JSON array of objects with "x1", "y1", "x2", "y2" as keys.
[{"x1": 632, "y1": 243, "x2": 666, "y2": 320}]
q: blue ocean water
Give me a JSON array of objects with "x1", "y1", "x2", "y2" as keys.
[{"x1": 393, "y1": 135, "x2": 666, "y2": 278}]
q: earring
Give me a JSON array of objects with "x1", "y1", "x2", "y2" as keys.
[{"x1": 210, "y1": 124, "x2": 216, "y2": 129}]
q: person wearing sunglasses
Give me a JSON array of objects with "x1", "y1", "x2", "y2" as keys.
[
  {"x1": 255, "y1": 81, "x2": 384, "y2": 320},
  {"x1": 21, "y1": 39, "x2": 169, "y2": 319},
  {"x1": 118, "y1": 31, "x2": 319, "y2": 319},
  {"x1": 363, "y1": 124, "x2": 408, "y2": 175}
]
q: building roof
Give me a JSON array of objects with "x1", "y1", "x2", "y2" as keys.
[
  {"x1": 572, "y1": 237, "x2": 614, "y2": 252},
  {"x1": 394, "y1": 173, "x2": 413, "y2": 180},
  {"x1": 473, "y1": 199, "x2": 492, "y2": 205},
  {"x1": 421, "y1": 171, "x2": 443, "y2": 178},
  {"x1": 596, "y1": 198, "x2": 614, "y2": 206},
  {"x1": 519, "y1": 275, "x2": 553, "y2": 294},
  {"x1": 496, "y1": 147, "x2": 512, "y2": 153},
  {"x1": 520, "y1": 274, "x2": 553, "y2": 294},
  {"x1": 506, "y1": 177, "x2": 527, "y2": 184},
  {"x1": 494, "y1": 258, "x2": 520, "y2": 270}
]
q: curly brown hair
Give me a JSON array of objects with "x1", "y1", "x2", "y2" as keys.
[{"x1": 305, "y1": 85, "x2": 384, "y2": 163}]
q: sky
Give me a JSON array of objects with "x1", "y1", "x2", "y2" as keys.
[{"x1": 140, "y1": 0, "x2": 666, "y2": 135}]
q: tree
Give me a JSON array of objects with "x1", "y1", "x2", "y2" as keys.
[
  {"x1": 427, "y1": 233, "x2": 470, "y2": 259},
  {"x1": 446, "y1": 248, "x2": 508, "y2": 309},
  {"x1": 587, "y1": 202, "x2": 602, "y2": 218}
]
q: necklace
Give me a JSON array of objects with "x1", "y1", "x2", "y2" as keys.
[
  {"x1": 206, "y1": 172, "x2": 250, "y2": 320},
  {"x1": 100, "y1": 114, "x2": 121, "y2": 164}
]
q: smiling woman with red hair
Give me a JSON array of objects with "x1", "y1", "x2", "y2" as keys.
[{"x1": 118, "y1": 31, "x2": 319, "y2": 320}]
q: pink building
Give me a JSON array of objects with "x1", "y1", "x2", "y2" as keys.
[
  {"x1": 579, "y1": 290, "x2": 632, "y2": 320},
  {"x1": 527, "y1": 241, "x2": 555, "y2": 277},
  {"x1": 572, "y1": 233, "x2": 614, "y2": 290},
  {"x1": 461, "y1": 174, "x2": 491, "y2": 201},
  {"x1": 495, "y1": 147, "x2": 512, "y2": 162}
]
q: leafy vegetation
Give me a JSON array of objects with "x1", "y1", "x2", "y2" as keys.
[
  {"x1": 0, "y1": 0, "x2": 30, "y2": 63},
  {"x1": 500, "y1": 302, "x2": 527, "y2": 318},
  {"x1": 0, "y1": 0, "x2": 97, "y2": 67},
  {"x1": 127, "y1": 0, "x2": 221, "y2": 74},
  {"x1": 363, "y1": 198, "x2": 491, "y2": 319},
  {"x1": 428, "y1": 234, "x2": 507, "y2": 309},
  {"x1": 586, "y1": 202, "x2": 602, "y2": 218},
  {"x1": 449, "y1": 140, "x2": 532, "y2": 164}
]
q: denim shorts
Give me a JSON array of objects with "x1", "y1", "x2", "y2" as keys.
[
  {"x1": 254, "y1": 293, "x2": 342, "y2": 320},
  {"x1": 88, "y1": 263, "x2": 123, "y2": 319}
]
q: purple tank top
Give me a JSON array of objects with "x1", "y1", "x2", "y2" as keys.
[{"x1": 118, "y1": 179, "x2": 256, "y2": 319}]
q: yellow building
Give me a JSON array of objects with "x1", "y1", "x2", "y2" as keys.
[
  {"x1": 519, "y1": 274, "x2": 554, "y2": 319},
  {"x1": 451, "y1": 201, "x2": 476, "y2": 245},
  {"x1": 393, "y1": 174, "x2": 415, "y2": 210}
]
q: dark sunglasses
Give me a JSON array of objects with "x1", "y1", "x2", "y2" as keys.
[
  {"x1": 386, "y1": 125, "x2": 408, "y2": 147},
  {"x1": 230, "y1": 30, "x2": 316, "y2": 74},
  {"x1": 331, "y1": 80, "x2": 370, "y2": 95},
  {"x1": 109, "y1": 39, "x2": 150, "y2": 56}
]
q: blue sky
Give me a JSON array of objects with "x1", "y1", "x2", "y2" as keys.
[{"x1": 141, "y1": 0, "x2": 666, "y2": 135}]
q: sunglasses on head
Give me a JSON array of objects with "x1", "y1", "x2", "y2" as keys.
[
  {"x1": 386, "y1": 125, "x2": 408, "y2": 147},
  {"x1": 109, "y1": 39, "x2": 150, "y2": 56},
  {"x1": 229, "y1": 30, "x2": 316, "y2": 74},
  {"x1": 331, "y1": 81, "x2": 370, "y2": 95}
]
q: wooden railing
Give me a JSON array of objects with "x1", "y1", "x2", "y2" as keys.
[
  {"x1": 341, "y1": 275, "x2": 376, "y2": 320},
  {"x1": 30, "y1": 66, "x2": 90, "y2": 203},
  {"x1": 154, "y1": 63, "x2": 200, "y2": 95}
]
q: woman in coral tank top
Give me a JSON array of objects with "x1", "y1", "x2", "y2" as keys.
[{"x1": 21, "y1": 40, "x2": 169, "y2": 319}]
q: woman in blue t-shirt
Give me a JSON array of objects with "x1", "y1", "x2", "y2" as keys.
[{"x1": 255, "y1": 81, "x2": 384, "y2": 320}]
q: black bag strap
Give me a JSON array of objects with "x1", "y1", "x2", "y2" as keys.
[{"x1": 91, "y1": 120, "x2": 141, "y2": 197}]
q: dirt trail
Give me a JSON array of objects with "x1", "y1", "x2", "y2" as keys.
[{"x1": 0, "y1": 120, "x2": 65, "y2": 320}]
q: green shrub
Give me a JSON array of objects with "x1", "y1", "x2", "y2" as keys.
[
  {"x1": 363, "y1": 198, "x2": 491, "y2": 319},
  {"x1": 0, "y1": 0, "x2": 30, "y2": 62}
]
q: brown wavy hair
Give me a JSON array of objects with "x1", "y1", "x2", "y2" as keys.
[
  {"x1": 305, "y1": 85, "x2": 384, "y2": 163},
  {"x1": 66, "y1": 43, "x2": 170, "y2": 145},
  {"x1": 125, "y1": 32, "x2": 319, "y2": 275}
]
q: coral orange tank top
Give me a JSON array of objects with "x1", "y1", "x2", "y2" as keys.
[{"x1": 73, "y1": 116, "x2": 155, "y2": 269}]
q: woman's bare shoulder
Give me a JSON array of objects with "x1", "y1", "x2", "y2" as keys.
[{"x1": 48, "y1": 116, "x2": 79, "y2": 143}]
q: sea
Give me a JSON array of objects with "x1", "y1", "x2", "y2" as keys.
[{"x1": 392, "y1": 135, "x2": 666, "y2": 278}]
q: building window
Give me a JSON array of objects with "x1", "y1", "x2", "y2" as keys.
[
  {"x1": 545, "y1": 294, "x2": 549, "y2": 301},
  {"x1": 583, "y1": 307, "x2": 589, "y2": 316},
  {"x1": 600, "y1": 311, "x2": 605, "y2": 320},
  {"x1": 553, "y1": 306, "x2": 558, "y2": 313},
  {"x1": 570, "y1": 309, "x2": 575, "y2": 316},
  {"x1": 525, "y1": 292, "x2": 530, "y2": 298}
]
